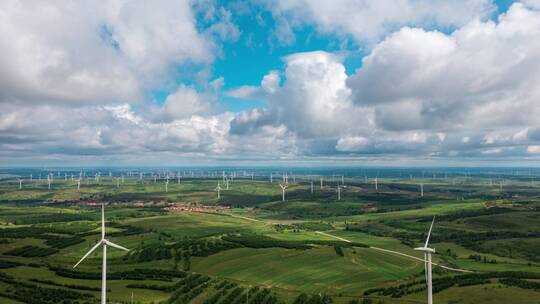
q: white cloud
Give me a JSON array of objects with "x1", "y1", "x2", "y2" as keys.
[
  {"x1": 261, "y1": 71, "x2": 281, "y2": 94},
  {"x1": 0, "y1": 0, "x2": 214, "y2": 106},
  {"x1": 149, "y1": 85, "x2": 211, "y2": 122},
  {"x1": 527, "y1": 145, "x2": 540, "y2": 154},
  {"x1": 271, "y1": 0, "x2": 494, "y2": 43},
  {"x1": 336, "y1": 136, "x2": 370, "y2": 152},
  {"x1": 348, "y1": 3, "x2": 540, "y2": 132}
]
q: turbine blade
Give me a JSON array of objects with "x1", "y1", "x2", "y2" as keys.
[
  {"x1": 73, "y1": 241, "x2": 102, "y2": 268},
  {"x1": 106, "y1": 240, "x2": 129, "y2": 252},
  {"x1": 424, "y1": 216, "x2": 436, "y2": 247},
  {"x1": 101, "y1": 204, "x2": 105, "y2": 239}
]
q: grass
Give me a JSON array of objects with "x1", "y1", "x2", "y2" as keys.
[{"x1": 1, "y1": 175, "x2": 540, "y2": 303}]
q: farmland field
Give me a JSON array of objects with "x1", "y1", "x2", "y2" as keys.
[{"x1": 0, "y1": 167, "x2": 540, "y2": 303}]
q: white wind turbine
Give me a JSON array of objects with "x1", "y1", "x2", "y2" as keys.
[
  {"x1": 320, "y1": 177, "x2": 324, "y2": 189},
  {"x1": 47, "y1": 174, "x2": 52, "y2": 190},
  {"x1": 226, "y1": 177, "x2": 229, "y2": 190},
  {"x1": 18, "y1": 178, "x2": 23, "y2": 190},
  {"x1": 73, "y1": 204, "x2": 129, "y2": 304},
  {"x1": 310, "y1": 180, "x2": 314, "y2": 194},
  {"x1": 415, "y1": 217, "x2": 436, "y2": 304},
  {"x1": 337, "y1": 185, "x2": 342, "y2": 201},
  {"x1": 270, "y1": 172, "x2": 273, "y2": 183},
  {"x1": 375, "y1": 177, "x2": 378, "y2": 191},
  {"x1": 279, "y1": 183, "x2": 288, "y2": 201},
  {"x1": 77, "y1": 178, "x2": 81, "y2": 191},
  {"x1": 165, "y1": 178, "x2": 169, "y2": 193},
  {"x1": 215, "y1": 182, "x2": 222, "y2": 199},
  {"x1": 420, "y1": 183, "x2": 424, "y2": 198}
]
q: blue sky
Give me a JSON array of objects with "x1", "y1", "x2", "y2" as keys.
[{"x1": 1, "y1": 0, "x2": 540, "y2": 166}]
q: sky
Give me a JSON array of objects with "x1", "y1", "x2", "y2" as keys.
[{"x1": 1, "y1": 0, "x2": 540, "y2": 166}]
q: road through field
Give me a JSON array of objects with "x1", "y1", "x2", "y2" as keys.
[
  {"x1": 225, "y1": 212, "x2": 473, "y2": 273},
  {"x1": 315, "y1": 231, "x2": 473, "y2": 273}
]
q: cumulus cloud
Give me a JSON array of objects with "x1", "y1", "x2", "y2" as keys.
[
  {"x1": 270, "y1": 0, "x2": 494, "y2": 44},
  {"x1": 148, "y1": 85, "x2": 211, "y2": 122},
  {"x1": 231, "y1": 51, "x2": 371, "y2": 140},
  {"x1": 227, "y1": 3, "x2": 540, "y2": 159},
  {"x1": 2, "y1": 1, "x2": 540, "y2": 163},
  {"x1": 348, "y1": 3, "x2": 540, "y2": 132},
  {"x1": 0, "y1": 0, "x2": 214, "y2": 106}
]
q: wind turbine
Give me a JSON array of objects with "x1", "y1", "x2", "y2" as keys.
[
  {"x1": 415, "y1": 217, "x2": 436, "y2": 304},
  {"x1": 215, "y1": 182, "x2": 222, "y2": 199},
  {"x1": 310, "y1": 180, "x2": 314, "y2": 194},
  {"x1": 47, "y1": 174, "x2": 52, "y2": 190},
  {"x1": 270, "y1": 172, "x2": 273, "y2": 183},
  {"x1": 226, "y1": 177, "x2": 229, "y2": 190},
  {"x1": 73, "y1": 204, "x2": 129, "y2": 304},
  {"x1": 337, "y1": 185, "x2": 342, "y2": 201},
  {"x1": 279, "y1": 183, "x2": 288, "y2": 201},
  {"x1": 18, "y1": 178, "x2": 23, "y2": 190},
  {"x1": 77, "y1": 178, "x2": 81, "y2": 191},
  {"x1": 375, "y1": 177, "x2": 378, "y2": 191},
  {"x1": 165, "y1": 179, "x2": 169, "y2": 193},
  {"x1": 320, "y1": 177, "x2": 324, "y2": 189},
  {"x1": 420, "y1": 183, "x2": 424, "y2": 198}
]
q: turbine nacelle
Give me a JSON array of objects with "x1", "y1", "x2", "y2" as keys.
[{"x1": 414, "y1": 247, "x2": 435, "y2": 253}]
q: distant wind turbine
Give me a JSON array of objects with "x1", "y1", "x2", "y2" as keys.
[
  {"x1": 18, "y1": 179, "x2": 23, "y2": 190},
  {"x1": 73, "y1": 204, "x2": 129, "y2": 304},
  {"x1": 279, "y1": 183, "x2": 288, "y2": 201},
  {"x1": 77, "y1": 178, "x2": 81, "y2": 191},
  {"x1": 375, "y1": 177, "x2": 378, "y2": 191},
  {"x1": 415, "y1": 217, "x2": 436, "y2": 304},
  {"x1": 215, "y1": 182, "x2": 222, "y2": 199},
  {"x1": 310, "y1": 180, "x2": 314, "y2": 194},
  {"x1": 320, "y1": 177, "x2": 323, "y2": 189},
  {"x1": 420, "y1": 183, "x2": 424, "y2": 198}
]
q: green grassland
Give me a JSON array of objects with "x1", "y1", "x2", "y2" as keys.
[{"x1": 0, "y1": 173, "x2": 540, "y2": 303}]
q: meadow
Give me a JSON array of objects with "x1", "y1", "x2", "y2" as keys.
[{"x1": 0, "y1": 168, "x2": 539, "y2": 303}]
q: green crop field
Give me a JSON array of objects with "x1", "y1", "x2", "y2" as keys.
[{"x1": 1, "y1": 170, "x2": 540, "y2": 304}]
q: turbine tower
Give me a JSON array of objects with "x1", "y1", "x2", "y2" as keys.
[
  {"x1": 18, "y1": 179, "x2": 23, "y2": 190},
  {"x1": 77, "y1": 178, "x2": 81, "y2": 191},
  {"x1": 420, "y1": 183, "x2": 424, "y2": 198},
  {"x1": 375, "y1": 177, "x2": 378, "y2": 191},
  {"x1": 415, "y1": 217, "x2": 436, "y2": 304},
  {"x1": 279, "y1": 183, "x2": 288, "y2": 201},
  {"x1": 215, "y1": 182, "x2": 222, "y2": 199},
  {"x1": 310, "y1": 180, "x2": 314, "y2": 194},
  {"x1": 337, "y1": 185, "x2": 342, "y2": 201},
  {"x1": 73, "y1": 204, "x2": 129, "y2": 304}
]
